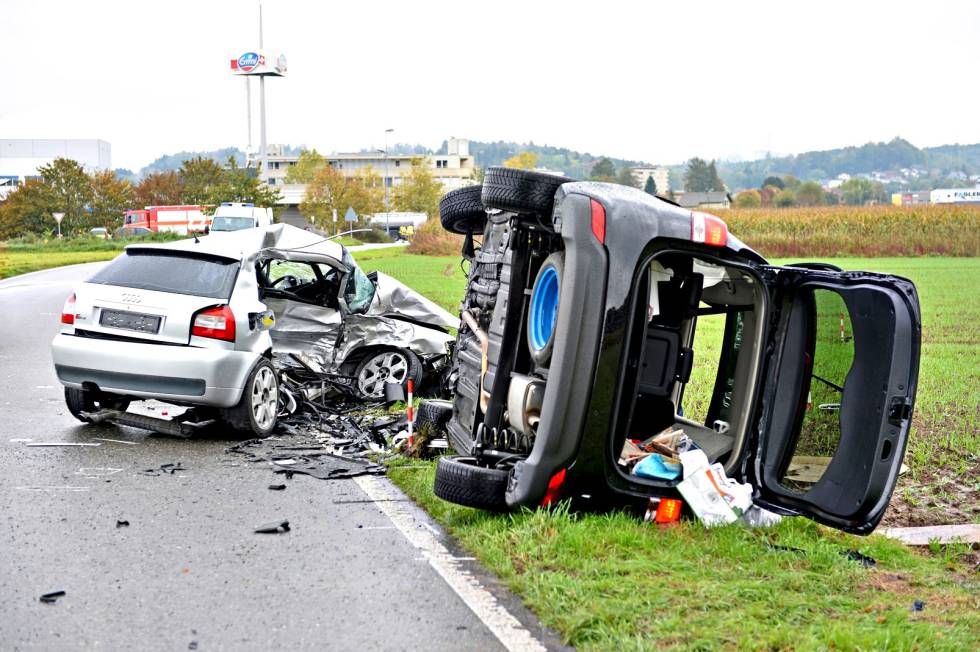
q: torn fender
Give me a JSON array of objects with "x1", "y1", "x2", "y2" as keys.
[{"x1": 370, "y1": 272, "x2": 460, "y2": 330}]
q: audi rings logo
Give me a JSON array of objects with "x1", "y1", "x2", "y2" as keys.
[{"x1": 121, "y1": 293, "x2": 143, "y2": 304}]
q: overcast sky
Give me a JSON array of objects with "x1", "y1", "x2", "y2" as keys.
[{"x1": 2, "y1": 0, "x2": 978, "y2": 171}]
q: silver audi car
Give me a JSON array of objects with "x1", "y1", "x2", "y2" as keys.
[{"x1": 51, "y1": 224, "x2": 457, "y2": 436}]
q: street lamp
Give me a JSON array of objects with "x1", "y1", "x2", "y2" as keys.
[{"x1": 383, "y1": 128, "x2": 393, "y2": 235}]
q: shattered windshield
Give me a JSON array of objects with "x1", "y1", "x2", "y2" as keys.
[{"x1": 341, "y1": 248, "x2": 376, "y2": 314}]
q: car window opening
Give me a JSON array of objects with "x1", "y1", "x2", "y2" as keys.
[{"x1": 614, "y1": 252, "x2": 766, "y2": 484}]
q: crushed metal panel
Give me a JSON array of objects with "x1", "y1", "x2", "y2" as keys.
[
  {"x1": 265, "y1": 297, "x2": 343, "y2": 369},
  {"x1": 334, "y1": 315, "x2": 453, "y2": 365},
  {"x1": 371, "y1": 272, "x2": 460, "y2": 330}
]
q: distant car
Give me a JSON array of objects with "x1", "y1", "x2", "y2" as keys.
[
  {"x1": 433, "y1": 168, "x2": 921, "y2": 535},
  {"x1": 89, "y1": 227, "x2": 110, "y2": 239},
  {"x1": 114, "y1": 226, "x2": 154, "y2": 238},
  {"x1": 51, "y1": 224, "x2": 457, "y2": 436}
]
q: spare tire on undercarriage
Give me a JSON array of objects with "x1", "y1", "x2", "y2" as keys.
[
  {"x1": 439, "y1": 185, "x2": 487, "y2": 235},
  {"x1": 433, "y1": 456, "x2": 509, "y2": 510},
  {"x1": 481, "y1": 167, "x2": 575, "y2": 223}
]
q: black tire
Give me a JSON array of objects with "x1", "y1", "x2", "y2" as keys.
[
  {"x1": 64, "y1": 387, "x2": 131, "y2": 423},
  {"x1": 220, "y1": 359, "x2": 279, "y2": 436},
  {"x1": 352, "y1": 348, "x2": 423, "y2": 400},
  {"x1": 481, "y1": 167, "x2": 575, "y2": 220},
  {"x1": 439, "y1": 185, "x2": 487, "y2": 235},
  {"x1": 416, "y1": 399, "x2": 453, "y2": 434},
  {"x1": 433, "y1": 456, "x2": 510, "y2": 511},
  {"x1": 527, "y1": 251, "x2": 565, "y2": 367}
]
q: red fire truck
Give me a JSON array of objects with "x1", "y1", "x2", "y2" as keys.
[{"x1": 121, "y1": 206, "x2": 209, "y2": 235}]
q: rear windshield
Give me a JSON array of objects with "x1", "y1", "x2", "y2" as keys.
[
  {"x1": 89, "y1": 250, "x2": 240, "y2": 299},
  {"x1": 211, "y1": 216, "x2": 255, "y2": 231}
]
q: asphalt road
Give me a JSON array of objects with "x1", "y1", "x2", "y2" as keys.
[{"x1": 0, "y1": 264, "x2": 556, "y2": 650}]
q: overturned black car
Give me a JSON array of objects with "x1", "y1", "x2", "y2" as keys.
[{"x1": 432, "y1": 167, "x2": 920, "y2": 535}]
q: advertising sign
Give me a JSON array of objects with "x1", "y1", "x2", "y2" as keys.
[{"x1": 230, "y1": 51, "x2": 287, "y2": 76}]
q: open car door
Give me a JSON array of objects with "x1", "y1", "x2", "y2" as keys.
[{"x1": 748, "y1": 267, "x2": 921, "y2": 534}]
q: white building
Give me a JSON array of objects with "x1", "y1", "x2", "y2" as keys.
[
  {"x1": 631, "y1": 166, "x2": 670, "y2": 193},
  {"x1": 262, "y1": 137, "x2": 477, "y2": 193},
  {"x1": 930, "y1": 187, "x2": 980, "y2": 204},
  {"x1": 0, "y1": 139, "x2": 111, "y2": 199}
]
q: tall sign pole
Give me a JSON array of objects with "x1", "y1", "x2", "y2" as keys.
[
  {"x1": 230, "y1": 4, "x2": 285, "y2": 179},
  {"x1": 258, "y1": 3, "x2": 267, "y2": 180},
  {"x1": 384, "y1": 128, "x2": 393, "y2": 235}
]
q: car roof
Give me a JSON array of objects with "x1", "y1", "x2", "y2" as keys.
[{"x1": 124, "y1": 224, "x2": 345, "y2": 263}]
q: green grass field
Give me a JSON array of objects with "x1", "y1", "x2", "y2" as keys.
[{"x1": 357, "y1": 250, "x2": 978, "y2": 650}]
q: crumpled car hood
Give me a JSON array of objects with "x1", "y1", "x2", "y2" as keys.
[{"x1": 369, "y1": 272, "x2": 459, "y2": 330}]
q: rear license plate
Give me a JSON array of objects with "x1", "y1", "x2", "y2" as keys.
[{"x1": 99, "y1": 309, "x2": 161, "y2": 334}]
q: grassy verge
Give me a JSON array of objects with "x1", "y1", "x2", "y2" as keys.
[
  {"x1": 389, "y1": 460, "x2": 979, "y2": 650},
  {"x1": 0, "y1": 250, "x2": 120, "y2": 279}
]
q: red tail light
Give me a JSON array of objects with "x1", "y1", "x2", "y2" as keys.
[
  {"x1": 191, "y1": 305, "x2": 236, "y2": 342},
  {"x1": 590, "y1": 199, "x2": 606, "y2": 244},
  {"x1": 691, "y1": 212, "x2": 728, "y2": 247},
  {"x1": 541, "y1": 468, "x2": 567, "y2": 507},
  {"x1": 61, "y1": 293, "x2": 76, "y2": 325}
]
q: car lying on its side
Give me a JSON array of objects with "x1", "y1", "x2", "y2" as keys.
[
  {"x1": 433, "y1": 168, "x2": 920, "y2": 535},
  {"x1": 51, "y1": 224, "x2": 457, "y2": 435}
]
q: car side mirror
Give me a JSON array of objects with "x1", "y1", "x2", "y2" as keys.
[{"x1": 249, "y1": 310, "x2": 276, "y2": 331}]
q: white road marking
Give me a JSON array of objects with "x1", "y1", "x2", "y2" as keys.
[
  {"x1": 355, "y1": 476, "x2": 546, "y2": 652},
  {"x1": 15, "y1": 486, "x2": 90, "y2": 492},
  {"x1": 92, "y1": 438, "x2": 139, "y2": 445}
]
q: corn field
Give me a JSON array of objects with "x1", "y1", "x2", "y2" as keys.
[{"x1": 714, "y1": 204, "x2": 980, "y2": 257}]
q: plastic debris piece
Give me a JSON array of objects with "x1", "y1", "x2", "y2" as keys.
[
  {"x1": 268, "y1": 484, "x2": 286, "y2": 491},
  {"x1": 841, "y1": 549, "x2": 877, "y2": 568},
  {"x1": 255, "y1": 520, "x2": 290, "y2": 534},
  {"x1": 384, "y1": 382, "x2": 405, "y2": 406},
  {"x1": 39, "y1": 590, "x2": 66, "y2": 604},
  {"x1": 633, "y1": 453, "x2": 681, "y2": 480},
  {"x1": 912, "y1": 600, "x2": 925, "y2": 612},
  {"x1": 741, "y1": 505, "x2": 784, "y2": 528},
  {"x1": 116, "y1": 520, "x2": 130, "y2": 528}
]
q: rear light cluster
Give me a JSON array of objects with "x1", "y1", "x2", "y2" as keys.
[
  {"x1": 61, "y1": 293, "x2": 76, "y2": 325},
  {"x1": 590, "y1": 199, "x2": 606, "y2": 244},
  {"x1": 691, "y1": 211, "x2": 728, "y2": 247},
  {"x1": 191, "y1": 305, "x2": 236, "y2": 342}
]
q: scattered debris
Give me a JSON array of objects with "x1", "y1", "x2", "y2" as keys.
[
  {"x1": 841, "y1": 549, "x2": 877, "y2": 568},
  {"x1": 268, "y1": 484, "x2": 286, "y2": 491},
  {"x1": 254, "y1": 520, "x2": 290, "y2": 534},
  {"x1": 140, "y1": 463, "x2": 188, "y2": 476},
  {"x1": 912, "y1": 600, "x2": 925, "y2": 612},
  {"x1": 677, "y1": 449, "x2": 753, "y2": 527},
  {"x1": 39, "y1": 590, "x2": 66, "y2": 604},
  {"x1": 116, "y1": 520, "x2": 130, "y2": 528}
]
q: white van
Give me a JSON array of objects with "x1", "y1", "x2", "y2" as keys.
[{"x1": 210, "y1": 203, "x2": 274, "y2": 232}]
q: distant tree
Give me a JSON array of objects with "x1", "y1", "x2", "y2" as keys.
[
  {"x1": 762, "y1": 175, "x2": 784, "y2": 190},
  {"x1": 391, "y1": 157, "x2": 444, "y2": 218},
  {"x1": 179, "y1": 157, "x2": 227, "y2": 208},
  {"x1": 781, "y1": 175, "x2": 801, "y2": 191},
  {"x1": 285, "y1": 149, "x2": 328, "y2": 184},
  {"x1": 615, "y1": 167, "x2": 639, "y2": 188},
  {"x1": 840, "y1": 177, "x2": 887, "y2": 205},
  {"x1": 300, "y1": 164, "x2": 383, "y2": 227},
  {"x1": 89, "y1": 170, "x2": 133, "y2": 231},
  {"x1": 734, "y1": 189, "x2": 762, "y2": 208},
  {"x1": 222, "y1": 157, "x2": 282, "y2": 208},
  {"x1": 795, "y1": 181, "x2": 825, "y2": 206},
  {"x1": 134, "y1": 171, "x2": 183, "y2": 207},
  {"x1": 590, "y1": 157, "x2": 616, "y2": 181},
  {"x1": 759, "y1": 185, "x2": 781, "y2": 207},
  {"x1": 774, "y1": 188, "x2": 797, "y2": 207},
  {"x1": 502, "y1": 151, "x2": 538, "y2": 170},
  {"x1": 0, "y1": 180, "x2": 55, "y2": 238},
  {"x1": 824, "y1": 190, "x2": 840, "y2": 205},
  {"x1": 685, "y1": 158, "x2": 725, "y2": 192},
  {"x1": 37, "y1": 158, "x2": 93, "y2": 235},
  {"x1": 643, "y1": 176, "x2": 657, "y2": 195}
]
